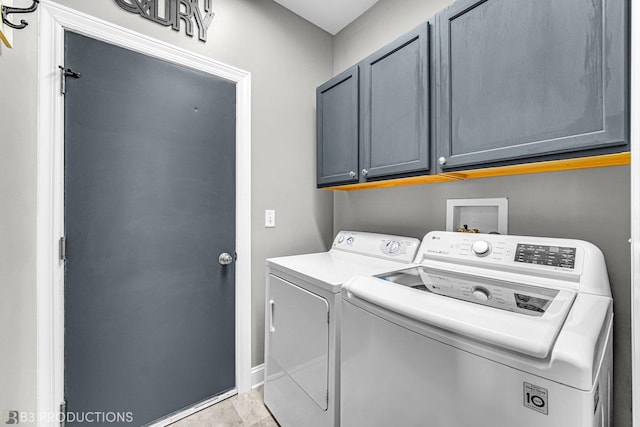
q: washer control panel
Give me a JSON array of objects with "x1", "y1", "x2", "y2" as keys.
[
  {"x1": 418, "y1": 231, "x2": 584, "y2": 279},
  {"x1": 332, "y1": 231, "x2": 420, "y2": 263},
  {"x1": 514, "y1": 243, "x2": 576, "y2": 269}
]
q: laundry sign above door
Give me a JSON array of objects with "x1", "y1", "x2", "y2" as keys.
[{"x1": 115, "y1": 0, "x2": 214, "y2": 42}]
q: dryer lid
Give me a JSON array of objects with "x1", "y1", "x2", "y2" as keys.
[{"x1": 267, "y1": 250, "x2": 417, "y2": 293}]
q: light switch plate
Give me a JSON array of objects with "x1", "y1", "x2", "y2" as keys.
[{"x1": 265, "y1": 209, "x2": 276, "y2": 228}]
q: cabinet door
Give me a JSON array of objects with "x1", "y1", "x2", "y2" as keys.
[
  {"x1": 317, "y1": 66, "x2": 359, "y2": 187},
  {"x1": 436, "y1": 0, "x2": 628, "y2": 172},
  {"x1": 361, "y1": 22, "x2": 431, "y2": 180}
]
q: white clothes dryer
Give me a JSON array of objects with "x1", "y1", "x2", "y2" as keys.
[
  {"x1": 264, "y1": 231, "x2": 420, "y2": 427},
  {"x1": 341, "y1": 231, "x2": 613, "y2": 427}
]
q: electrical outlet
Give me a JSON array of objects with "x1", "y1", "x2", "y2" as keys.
[{"x1": 265, "y1": 210, "x2": 276, "y2": 228}]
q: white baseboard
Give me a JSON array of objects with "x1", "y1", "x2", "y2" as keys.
[{"x1": 251, "y1": 364, "x2": 265, "y2": 389}]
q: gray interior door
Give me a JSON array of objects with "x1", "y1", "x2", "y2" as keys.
[{"x1": 63, "y1": 32, "x2": 237, "y2": 426}]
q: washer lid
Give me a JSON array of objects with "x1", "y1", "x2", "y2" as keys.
[{"x1": 343, "y1": 273, "x2": 576, "y2": 358}]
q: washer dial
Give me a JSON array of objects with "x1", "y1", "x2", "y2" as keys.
[
  {"x1": 472, "y1": 287, "x2": 491, "y2": 302},
  {"x1": 471, "y1": 240, "x2": 492, "y2": 257}
]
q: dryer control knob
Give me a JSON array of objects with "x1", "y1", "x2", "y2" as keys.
[
  {"x1": 472, "y1": 287, "x2": 491, "y2": 302},
  {"x1": 385, "y1": 240, "x2": 400, "y2": 254},
  {"x1": 471, "y1": 240, "x2": 491, "y2": 256}
]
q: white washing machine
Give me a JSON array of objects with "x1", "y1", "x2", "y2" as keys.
[
  {"x1": 264, "y1": 231, "x2": 421, "y2": 427},
  {"x1": 341, "y1": 231, "x2": 613, "y2": 427}
]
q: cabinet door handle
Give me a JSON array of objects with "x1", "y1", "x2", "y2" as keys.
[
  {"x1": 438, "y1": 157, "x2": 447, "y2": 165},
  {"x1": 349, "y1": 170, "x2": 356, "y2": 178},
  {"x1": 361, "y1": 169, "x2": 369, "y2": 176},
  {"x1": 269, "y1": 299, "x2": 275, "y2": 333}
]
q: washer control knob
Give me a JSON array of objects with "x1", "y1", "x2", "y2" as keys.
[
  {"x1": 472, "y1": 287, "x2": 491, "y2": 302},
  {"x1": 385, "y1": 240, "x2": 400, "y2": 254},
  {"x1": 471, "y1": 240, "x2": 491, "y2": 256}
]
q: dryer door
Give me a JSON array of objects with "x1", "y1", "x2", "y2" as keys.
[{"x1": 267, "y1": 275, "x2": 330, "y2": 410}]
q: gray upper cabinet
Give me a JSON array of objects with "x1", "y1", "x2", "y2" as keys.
[
  {"x1": 436, "y1": 0, "x2": 629, "y2": 172},
  {"x1": 317, "y1": 66, "x2": 359, "y2": 187},
  {"x1": 317, "y1": 0, "x2": 628, "y2": 188},
  {"x1": 360, "y1": 22, "x2": 431, "y2": 180}
]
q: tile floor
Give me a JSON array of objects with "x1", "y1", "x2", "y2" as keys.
[{"x1": 169, "y1": 386, "x2": 280, "y2": 427}]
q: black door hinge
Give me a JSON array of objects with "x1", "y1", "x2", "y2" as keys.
[
  {"x1": 59, "y1": 66, "x2": 81, "y2": 95},
  {"x1": 60, "y1": 400, "x2": 67, "y2": 427},
  {"x1": 59, "y1": 236, "x2": 66, "y2": 262}
]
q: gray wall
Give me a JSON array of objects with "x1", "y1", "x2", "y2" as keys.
[
  {"x1": 333, "y1": 0, "x2": 454, "y2": 74},
  {"x1": 0, "y1": 16, "x2": 38, "y2": 424},
  {"x1": 333, "y1": 0, "x2": 632, "y2": 425},
  {"x1": 0, "y1": 0, "x2": 334, "y2": 419}
]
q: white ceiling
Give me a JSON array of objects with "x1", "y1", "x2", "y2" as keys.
[{"x1": 273, "y1": 0, "x2": 380, "y2": 35}]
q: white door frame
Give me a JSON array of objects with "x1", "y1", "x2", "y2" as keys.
[
  {"x1": 36, "y1": 2, "x2": 252, "y2": 425},
  {"x1": 632, "y1": 1, "x2": 640, "y2": 425}
]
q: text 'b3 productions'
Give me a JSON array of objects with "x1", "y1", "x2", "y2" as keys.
[{"x1": 4, "y1": 410, "x2": 135, "y2": 424}]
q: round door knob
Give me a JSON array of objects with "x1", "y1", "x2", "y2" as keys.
[
  {"x1": 218, "y1": 252, "x2": 234, "y2": 265},
  {"x1": 471, "y1": 240, "x2": 491, "y2": 257},
  {"x1": 349, "y1": 170, "x2": 356, "y2": 178},
  {"x1": 438, "y1": 157, "x2": 447, "y2": 165},
  {"x1": 361, "y1": 169, "x2": 369, "y2": 176},
  {"x1": 472, "y1": 287, "x2": 491, "y2": 302}
]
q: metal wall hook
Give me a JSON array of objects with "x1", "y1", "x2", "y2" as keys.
[{"x1": 2, "y1": 0, "x2": 39, "y2": 30}]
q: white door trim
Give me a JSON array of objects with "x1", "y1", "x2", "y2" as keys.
[
  {"x1": 632, "y1": 0, "x2": 640, "y2": 424},
  {"x1": 36, "y1": 2, "x2": 252, "y2": 424}
]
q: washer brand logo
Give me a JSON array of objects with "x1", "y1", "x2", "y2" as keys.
[
  {"x1": 114, "y1": 0, "x2": 215, "y2": 42},
  {"x1": 523, "y1": 382, "x2": 548, "y2": 415}
]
